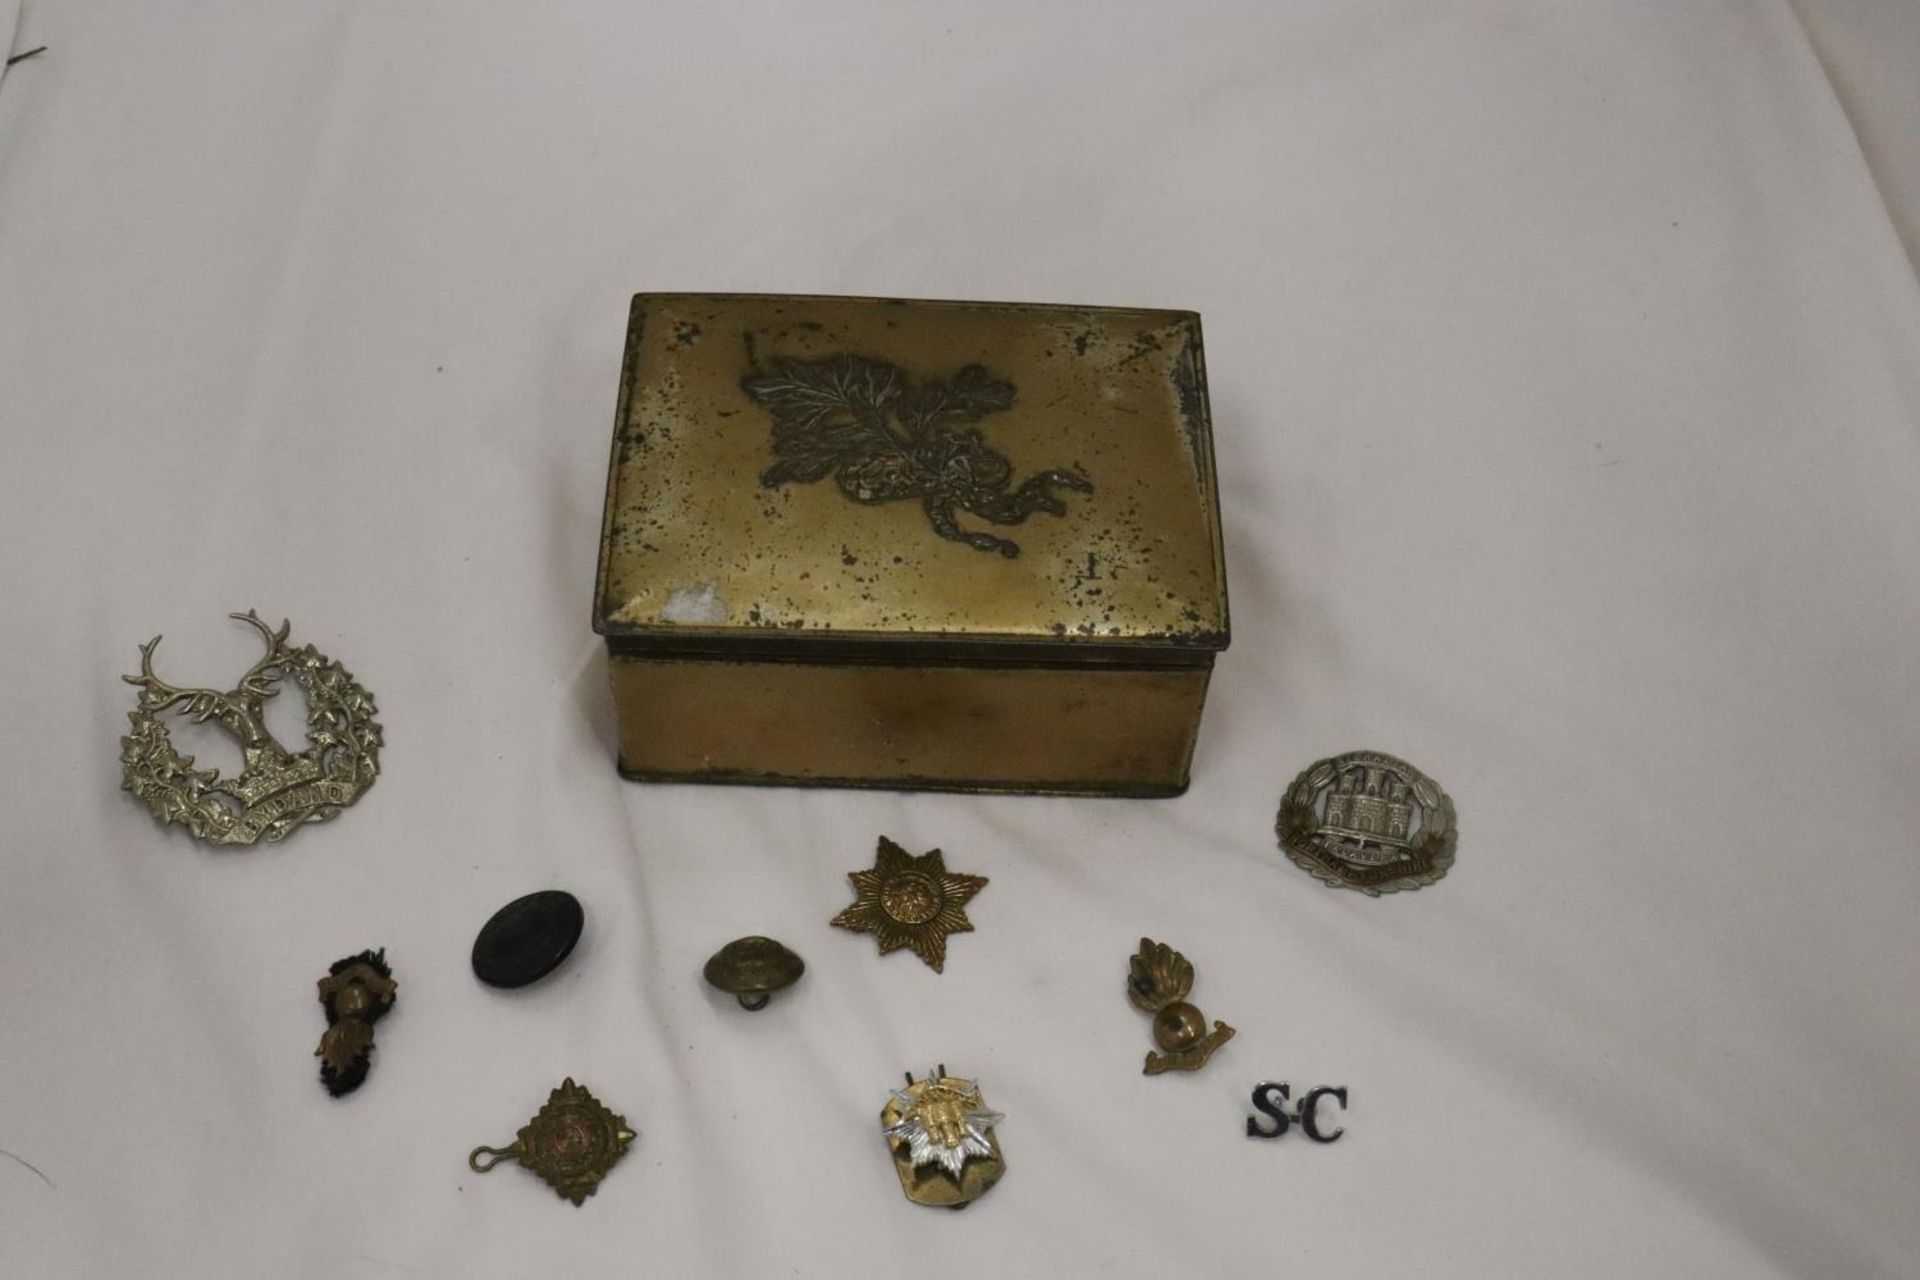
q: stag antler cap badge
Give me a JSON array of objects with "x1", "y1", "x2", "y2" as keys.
[
  {"x1": 119, "y1": 611, "x2": 382, "y2": 846},
  {"x1": 1128, "y1": 938, "x2": 1236, "y2": 1075}
]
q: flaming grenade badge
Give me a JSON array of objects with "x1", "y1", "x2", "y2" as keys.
[{"x1": 1127, "y1": 938, "x2": 1236, "y2": 1075}]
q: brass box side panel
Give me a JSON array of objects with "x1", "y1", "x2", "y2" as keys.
[
  {"x1": 608, "y1": 656, "x2": 1212, "y2": 796},
  {"x1": 595, "y1": 293, "x2": 1228, "y2": 652}
]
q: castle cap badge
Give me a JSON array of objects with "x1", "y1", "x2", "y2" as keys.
[
  {"x1": 120, "y1": 611, "x2": 381, "y2": 846},
  {"x1": 1277, "y1": 750, "x2": 1456, "y2": 894}
]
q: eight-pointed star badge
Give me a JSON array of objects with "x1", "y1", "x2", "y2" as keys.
[{"x1": 831, "y1": 837, "x2": 987, "y2": 973}]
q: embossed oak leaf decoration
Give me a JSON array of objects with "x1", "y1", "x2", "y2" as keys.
[{"x1": 740, "y1": 355, "x2": 1092, "y2": 557}]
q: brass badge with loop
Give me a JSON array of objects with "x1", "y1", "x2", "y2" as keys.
[
  {"x1": 469, "y1": 1078, "x2": 637, "y2": 1206},
  {"x1": 119, "y1": 611, "x2": 382, "y2": 846}
]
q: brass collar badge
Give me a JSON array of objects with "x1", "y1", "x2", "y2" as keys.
[
  {"x1": 316, "y1": 949, "x2": 396, "y2": 1097},
  {"x1": 832, "y1": 837, "x2": 987, "y2": 973},
  {"x1": 1278, "y1": 750, "x2": 1456, "y2": 895},
  {"x1": 470, "y1": 1079, "x2": 636, "y2": 1206},
  {"x1": 882, "y1": 1067, "x2": 1006, "y2": 1208},
  {"x1": 120, "y1": 612, "x2": 381, "y2": 846},
  {"x1": 1128, "y1": 938, "x2": 1236, "y2": 1074}
]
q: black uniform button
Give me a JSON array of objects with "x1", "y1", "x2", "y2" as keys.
[{"x1": 472, "y1": 890, "x2": 584, "y2": 989}]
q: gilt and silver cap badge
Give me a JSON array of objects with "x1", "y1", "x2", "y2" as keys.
[
  {"x1": 119, "y1": 611, "x2": 381, "y2": 846},
  {"x1": 881, "y1": 1067, "x2": 1006, "y2": 1208},
  {"x1": 1277, "y1": 750, "x2": 1456, "y2": 895}
]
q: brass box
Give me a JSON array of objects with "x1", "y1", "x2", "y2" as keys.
[{"x1": 592, "y1": 294, "x2": 1230, "y2": 796}]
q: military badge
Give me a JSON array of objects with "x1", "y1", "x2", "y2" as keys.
[
  {"x1": 881, "y1": 1066, "x2": 1006, "y2": 1208},
  {"x1": 315, "y1": 949, "x2": 397, "y2": 1097},
  {"x1": 119, "y1": 611, "x2": 381, "y2": 847},
  {"x1": 1277, "y1": 750, "x2": 1456, "y2": 895},
  {"x1": 1127, "y1": 938, "x2": 1236, "y2": 1074},
  {"x1": 830, "y1": 836, "x2": 987, "y2": 973},
  {"x1": 469, "y1": 1078, "x2": 637, "y2": 1206}
]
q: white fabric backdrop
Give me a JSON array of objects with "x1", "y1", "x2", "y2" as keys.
[{"x1": 2, "y1": 3, "x2": 1916, "y2": 1277}]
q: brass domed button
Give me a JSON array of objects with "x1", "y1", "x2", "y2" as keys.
[{"x1": 703, "y1": 936, "x2": 805, "y2": 1011}]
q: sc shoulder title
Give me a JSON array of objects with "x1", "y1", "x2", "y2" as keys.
[{"x1": 1245, "y1": 1082, "x2": 1348, "y2": 1142}]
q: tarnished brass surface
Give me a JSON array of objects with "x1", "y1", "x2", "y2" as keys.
[
  {"x1": 469, "y1": 1078, "x2": 635, "y2": 1206},
  {"x1": 593, "y1": 294, "x2": 1230, "y2": 794},
  {"x1": 608, "y1": 655, "x2": 1210, "y2": 796},
  {"x1": 119, "y1": 611, "x2": 381, "y2": 846},
  {"x1": 595, "y1": 294, "x2": 1227, "y2": 650},
  {"x1": 1127, "y1": 938, "x2": 1236, "y2": 1075},
  {"x1": 882, "y1": 1068, "x2": 1006, "y2": 1208},
  {"x1": 703, "y1": 936, "x2": 805, "y2": 1010},
  {"x1": 832, "y1": 837, "x2": 986, "y2": 973}
]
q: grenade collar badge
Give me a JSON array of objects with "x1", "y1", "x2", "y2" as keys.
[{"x1": 1128, "y1": 938, "x2": 1236, "y2": 1074}]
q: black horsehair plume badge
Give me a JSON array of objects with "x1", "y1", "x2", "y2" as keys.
[{"x1": 315, "y1": 949, "x2": 396, "y2": 1097}]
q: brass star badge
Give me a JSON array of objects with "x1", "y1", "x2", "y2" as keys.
[{"x1": 831, "y1": 837, "x2": 987, "y2": 973}]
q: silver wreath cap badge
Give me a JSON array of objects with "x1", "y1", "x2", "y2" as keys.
[
  {"x1": 120, "y1": 611, "x2": 381, "y2": 846},
  {"x1": 1277, "y1": 750, "x2": 1455, "y2": 895}
]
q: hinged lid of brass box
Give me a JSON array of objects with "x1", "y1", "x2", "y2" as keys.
[{"x1": 593, "y1": 293, "x2": 1229, "y2": 795}]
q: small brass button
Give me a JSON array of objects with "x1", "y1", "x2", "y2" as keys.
[{"x1": 703, "y1": 936, "x2": 805, "y2": 1010}]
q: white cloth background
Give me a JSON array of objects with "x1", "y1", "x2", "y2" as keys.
[{"x1": 2, "y1": 2, "x2": 1916, "y2": 1277}]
